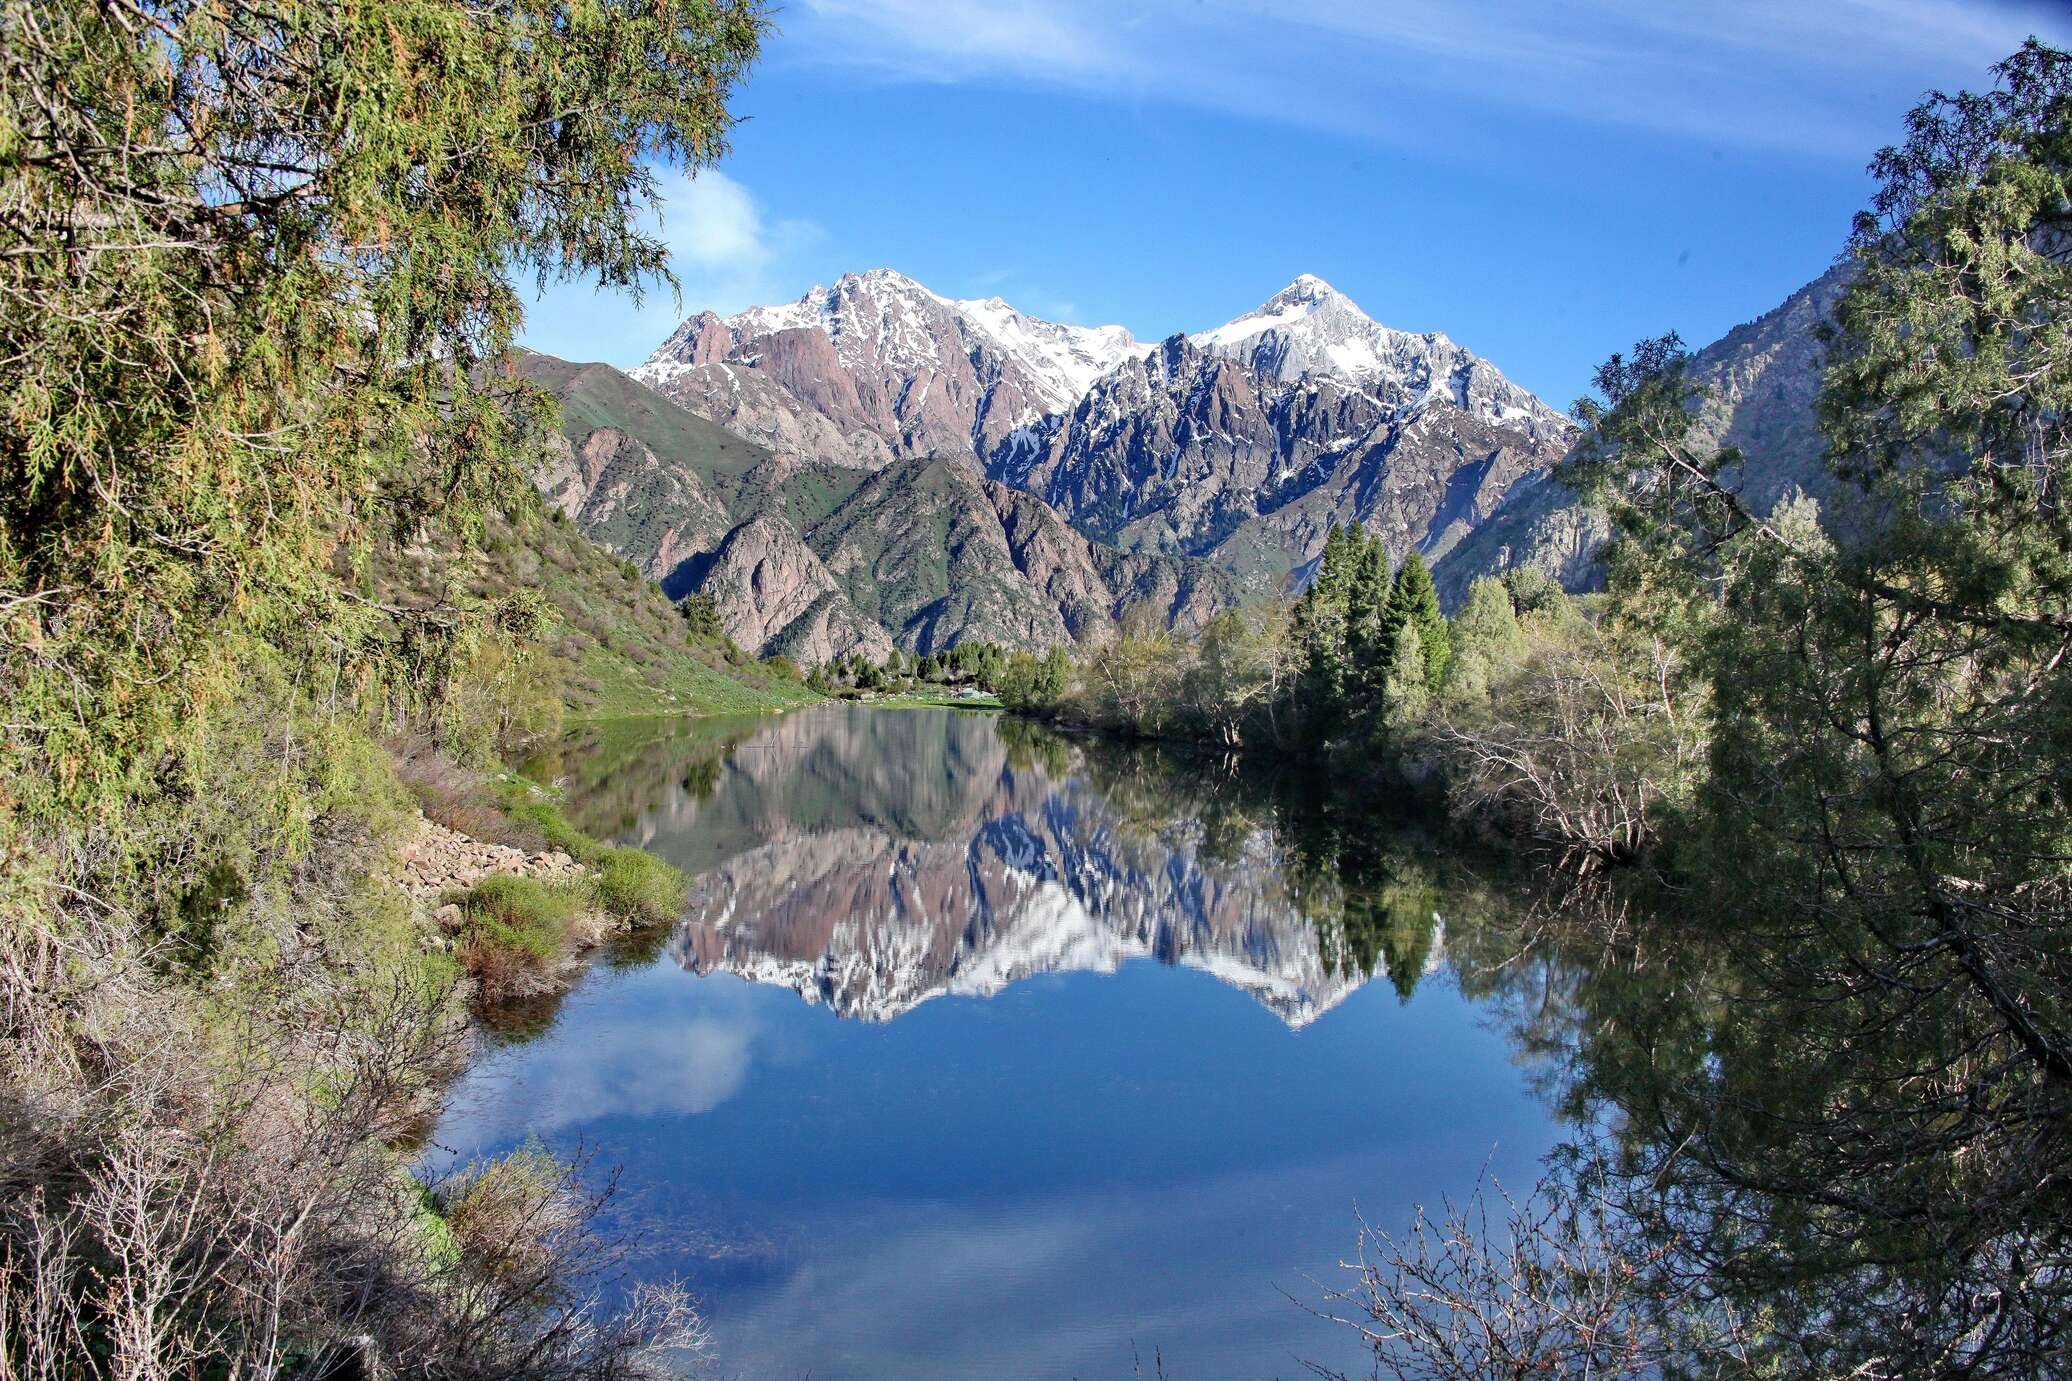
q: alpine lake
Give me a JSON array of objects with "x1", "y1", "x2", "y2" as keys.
[{"x1": 427, "y1": 703, "x2": 1584, "y2": 1380}]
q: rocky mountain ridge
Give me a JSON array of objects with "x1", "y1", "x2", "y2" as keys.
[
  {"x1": 519, "y1": 352, "x2": 1236, "y2": 661},
  {"x1": 633, "y1": 270, "x2": 1574, "y2": 592},
  {"x1": 555, "y1": 259, "x2": 1850, "y2": 636},
  {"x1": 636, "y1": 268, "x2": 1145, "y2": 469},
  {"x1": 1430, "y1": 261, "x2": 1854, "y2": 603}
]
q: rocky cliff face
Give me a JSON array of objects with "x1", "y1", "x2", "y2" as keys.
[
  {"x1": 1014, "y1": 330, "x2": 1568, "y2": 586},
  {"x1": 523, "y1": 352, "x2": 1237, "y2": 660},
  {"x1": 693, "y1": 514, "x2": 896, "y2": 665},
  {"x1": 1431, "y1": 262, "x2": 1854, "y2": 605},
  {"x1": 535, "y1": 426, "x2": 735, "y2": 585},
  {"x1": 635, "y1": 269, "x2": 1144, "y2": 467},
  {"x1": 633, "y1": 271, "x2": 1573, "y2": 592},
  {"x1": 806, "y1": 456, "x2": 1238, "y2": 652},
  {"x1": 629, "y1": 351, "x2": 896, "y2": 471}
]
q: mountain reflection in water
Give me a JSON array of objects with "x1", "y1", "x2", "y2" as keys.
[
  {"x1": 458, "y1": 704, "x2": 1561, "y2": 1381},
  {"x1": 665, "y1": 710, "x2": 1442, "y2": 1026}
]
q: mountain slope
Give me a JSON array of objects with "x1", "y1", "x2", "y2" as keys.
[
  {"x1": 1431, "y1": 262, "x2": 1854, "y2": 605},
  {"x1": 373, "y1": 487, "x2": 817, "y2": 718},
  {"x1": 807, "y1": 456, "x2": 1238, "y2": 652},
  {"x1": 632, "y1": 270, "x2": 1571, "y2": 590},
  {"x1": 524, "y1": 353, "x2": 1238, "y2": 659},
  {"x1": 634, "y1": 268, "x2": 1144, "y2": 466},
  {"x1": 1014, "y1": 331, "x2": 1568, "y2": 586}
]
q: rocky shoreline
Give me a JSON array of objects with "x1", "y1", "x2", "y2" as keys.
[{"x1": 395, "y1": 816, "x2": 590, "y2": 903}]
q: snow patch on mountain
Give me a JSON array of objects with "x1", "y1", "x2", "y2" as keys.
[
  {"x1": 644, "y1": 268, "x2": 1144, "y2": 417},
  {"x1": 948, "y1": 294, "x2": 1144, "y2": 407},
  {"x1": 1190, "y1": 274, "x2": 1569, "y2": 436}
]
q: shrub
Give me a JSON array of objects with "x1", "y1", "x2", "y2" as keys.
[
  {"x1": 457, "y1": 877, "x2": 586, "y2": 1004},
  {"x1": 1433, "y1": 613, "x2": 1705, "y2": 870},
  {"x1": 439, "y1": 1142, "x2": 582, "y2": 1287},
  {"x1": 494, "y1": 783, "x2": 595, "y2": 861},
  {"x1": 678, "y1": 592, "x2": 725, "y2": 642},
  {"x1": 591, "y1": 847, "x2": 687, "y2": 927}
]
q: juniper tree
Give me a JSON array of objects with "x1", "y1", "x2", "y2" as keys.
[
  {"x1": 1565, "y1": 39, "x2": 2072, "y2": 1374},
  {"x1": 2, "y1": 0, "x2": 767, "y2": 830}
]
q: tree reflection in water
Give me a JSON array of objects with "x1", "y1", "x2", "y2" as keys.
[{"x1": 522, "y1": 706, "x2": 2056, "y2": 1374}]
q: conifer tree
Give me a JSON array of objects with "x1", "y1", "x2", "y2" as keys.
[
  {"x1": 1385, "y1": 550, "x2": 1451, "y2": 693},
  {"x1": 1292, "y1": 523, "x2": 1361, "y2": 734},
  {"x1": 1558, "y1": 42, "x2": 2072, "y2": 1370},
  {"x1": 1345, "y1": 533, "x2": 1396, "y2": 710}
]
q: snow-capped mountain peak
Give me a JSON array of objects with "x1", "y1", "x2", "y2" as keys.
[
  {"x1": 1257, "y1": 272, "x2": 1357, "y2": 317},
  {"x1": 637, "y1": 268, "x2": 1144, "y2": 420},
  {"x1": 1189, "y1": 274, "x2": 1566, "y2": 433},
  {"x1": 1191, "y1": 274, "x2": 1396, "y2": 380},
  {"x1": 942, "y1": 292, "x2": 1143, "y2": 404},
  {"x1": 630, "y1": 267, "x2": 1571, "y2": 527}
]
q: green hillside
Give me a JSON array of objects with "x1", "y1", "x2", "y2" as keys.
[
  {"x1": 515, "y1": 350, "x2": 869, "y2": 524},
  {"x1": 515, "y1": 352, "x2": 773, "y2": 490},
  {"x1": 374, "y1": 489, "x2": 818, "y2": 719}
]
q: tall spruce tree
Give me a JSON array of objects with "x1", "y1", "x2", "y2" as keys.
[
  {"x1": 1344, "y1": 532, "x2": 1397, "y2": 716},
  {"x1": 1292, "y1": 523, "x2": 1361, "y2": 734},
  {"x1": 1385, "y1": 550, "x2": 1451, "y2": 694}
]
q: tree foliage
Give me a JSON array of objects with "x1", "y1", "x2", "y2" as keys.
[
  {"x1": 1549, "y1": 38, "x2": 2072, "y2": 1373},
  {"x1": 3, "y1": 0, "x2": 767, "y2": 820},
  {"x1": 0, "y1": 3, "x2": 767, "y2": 1375}
]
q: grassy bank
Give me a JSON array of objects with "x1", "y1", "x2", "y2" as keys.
[
  {"x1": 379, "y1": 491, "x2": 821, "y2": 725},
  {"x1": 397, "y1": 741, "x2": 691, "y2": 1013},
  {"x1": 842, "y1": 688, "x2": 1003, "y2": 710}
]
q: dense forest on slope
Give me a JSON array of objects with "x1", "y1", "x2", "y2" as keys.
[{"x1": 0, "y1": 1, "x2": 786, "y2": 1376}]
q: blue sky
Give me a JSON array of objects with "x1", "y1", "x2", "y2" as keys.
[{"x1": 521, "y1": 0, "x2": 2070, "y2": 410}]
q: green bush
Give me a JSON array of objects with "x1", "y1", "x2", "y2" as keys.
[
  {"x1": 487, "y1": 778, "x2": 685, "y2": 928},
  {"x1": 461, "y1": 875, "x2": 584, "y2": 963},
  {"x1": 493, "y1": 783, "x2": 594, "y2": 861},
  {"x1": 591, "y1": 847, "x2": 687, "y2": 927}
]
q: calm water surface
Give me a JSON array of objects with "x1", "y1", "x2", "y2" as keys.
[{"x1": 431, "y1": 705, "x2": 1574, "y2": 1380}]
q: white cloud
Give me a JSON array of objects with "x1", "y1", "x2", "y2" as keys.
[
  {"x1": 703, "y1": 1146, "x2": 1554, "y2": 1378},
  {"x1": 637, "y1": 167, "x2": 823, "y2": 322},
  {"x1": 783, "y1": 0, "x2": 2071, "y2": 158},
  {"x1": 645, "y1": 166, "x2": 820, "y2": 286},
  {"x1": 655, "y1": 168, "x2": 770, "y2": 274},
  {"x1": 792, "y1": 0, "x2": 1129, "y2": 85},
  {"x1": 519, "y1": 168, "x2": 821, "y2": 368},
  {"x1": 432, "y1": 999, "x2": 762, "y2": 1154}
]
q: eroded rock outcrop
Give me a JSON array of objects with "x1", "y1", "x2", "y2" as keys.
[{"x1": 697, "y1": 514, "x2": 896, "y2": 665}]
